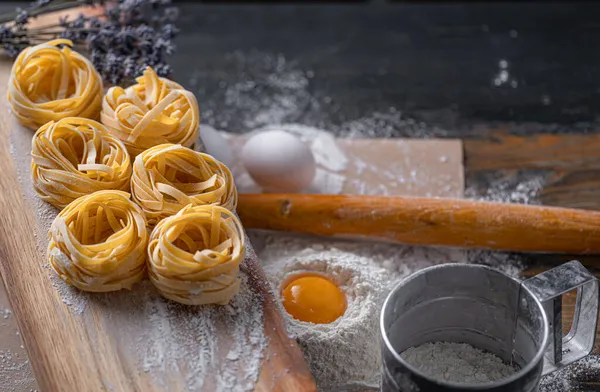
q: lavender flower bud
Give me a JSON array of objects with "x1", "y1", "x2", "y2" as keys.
[
  {"x1": 31, "y1": 0, "x2": 52, "y2": 9},
  {"x1": 164, "y1": 7, "x2": 179, "y2": 22},
  {"x1": 15, "y1": 8, "x2": 29, "y2": 26},
  {"x1": 161, "y1": 24, "x2": 179, "y2": 39}
]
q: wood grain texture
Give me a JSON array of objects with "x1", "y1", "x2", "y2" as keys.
[
  {"x1": 539, "y1": 169, "x2": 600, "y2": 210},
  {"x1": 0, "y1": 58, "x2": 316, "y2": 392},
  {"x1": 464, "y1": 130, "x2": 600, "y2": 211},
  {"x1": 465, "y1": 132, "x2": 600, "y2": 172},
  {"x1": 238, "y1": 193, "x2": 600, "y2": 254}
]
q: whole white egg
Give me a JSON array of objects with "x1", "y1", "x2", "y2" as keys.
[{"x1": 241, "y1": 130, "x2": 316, "y2": 193}]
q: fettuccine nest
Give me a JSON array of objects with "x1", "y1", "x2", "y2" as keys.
[
  {"x1": 48, "y1": 190, "x2": 148, "y2": 292},
  {"x1": 8, "y1": 39, "x2": 103, "y2": 129},
  {"x1": 147, "y1": 205, "x2": 245, "y2": 305},
  {"x1": 31, "y1": 117, "x2": 132, "y2": 209},
  {"x1": 101, "y1": 67, "x2": 199, "y2": 157},
  {"x1": 131, "y1": 143, "x2": 237, "y2": 226}
]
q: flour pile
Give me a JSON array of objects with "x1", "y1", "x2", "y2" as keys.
[
  {"x1": 262, "y1": 244, "x2": 393, "y2": 390},
  {"x1": 401, "y1": 342, "x2": 516, "y2": 384}
]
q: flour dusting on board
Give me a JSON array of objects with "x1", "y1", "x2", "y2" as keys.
[
  {"x1": 0, "y1": 295, "x2": 36, "y2": 392},
  {"x1": 0, "y1": 350, "x2": 35, "y2": 392},
  {"x1": 310, "y1": 132, "x2": 348, "y2": 172},
  {"x1": 192, "y1": 51, "x2": 585, "y2": 392},
  {"x1": 10, "y1": 123, "x2": 89, "y2": 315},
  {"x1": 9, "y1": 123, "x2": 268, "y2": 392},
  {"x1": 92, "y1": 276, "x2": 266, "y2": 392},
  {"x1": 1, "y1": 308, "x2": 11, "y2": 320}
]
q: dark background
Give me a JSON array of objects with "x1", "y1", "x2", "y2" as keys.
[{"x1": 170, "y1": 2, "x2": 600, "y2": 137}]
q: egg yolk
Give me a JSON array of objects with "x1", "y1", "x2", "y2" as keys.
[{"x1": 281, "y1": 273, "x2": 347, "y2": 324}]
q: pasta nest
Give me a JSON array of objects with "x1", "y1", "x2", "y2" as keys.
[
  {"x1": 101, "y1": 67, "x2": 200, "y2": 157},
  {"x1": 48, "y1": 190, "x2": 148, "y2": 292},
  {"x1": 8, "y1": 39, "x2": 103, "y2": 130},
  {"x1": 131, "y1": 143, "x2": 237, "y2": 226},
  {"x1": 31, "y1": 117, "x2": 132, "y2": 209},
  {"x1": 147, "y1": 205, "x2": 245, "y2": 305}
]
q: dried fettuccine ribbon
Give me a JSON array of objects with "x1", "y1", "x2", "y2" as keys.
[
  {"x1": 8, "y1": 39, "x2": 103, "y2": 130},
  {"x1": 148, "y1": 204, "x2": 245, "y2": 305},
  {"x1": 48, "y1": 190, "x2": 148, "y2": 292},
  {"x1": 131, "y1": 143, "x2": 237, "y2": 226},
  {"x1": 101, "y1": 67, "x2": 199, "y2": 157},
  {"x1": 31, "y1": 117, "x2": 132, "y2": 209}
]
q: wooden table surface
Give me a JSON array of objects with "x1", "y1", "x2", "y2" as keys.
[{"x1": 2, "y1": 1, "x2": 600, "y2": 390}]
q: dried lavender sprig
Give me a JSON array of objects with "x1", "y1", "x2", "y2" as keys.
[
  {"x1": 1, "y1": 0, "x2": 178, "y2": 85},
  {"x1": 0, "y1": 0, "x2": 94, "y2": 25}
]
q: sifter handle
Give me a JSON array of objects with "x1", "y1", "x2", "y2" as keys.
[{"x1": 522, "y1": 260, "x2": 599, "y2": 375}]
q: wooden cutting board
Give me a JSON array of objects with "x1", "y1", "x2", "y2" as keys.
[
  {"x1": 0, "y1": 101, "x2": 464, "y2": 392},
  {"x1": 0, "y1": 60, "x2": 316, "y2": 391}
]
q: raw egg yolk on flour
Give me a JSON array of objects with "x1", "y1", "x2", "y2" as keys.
[{"x1": 281, "y1": 273, "x2": 347, "y2": 324}]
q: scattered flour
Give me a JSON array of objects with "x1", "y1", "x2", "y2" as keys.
[
  {"x1": 336, "y1": 108, "x2": 446, "y2": 139},
  {"x1": 400, "y1": 342, "x2": 516, "y2": 384},
  {"x1": 192, "y1": 51, "x2": 445, "y2": 140},
  {"x1": 193, "y1": 51, "x2": 316, "y2": 132},
  {"x1": 2, "y1": 308, "x2": 11, "y2": 319},
  {"x1": 204, "y1": 121, "x2": 463, "y2": 199},
  {"x1": 94, "y1": 275, "x2": 267, "y2": 392},
  {"x1": 0, "y1": 350, "x2": 35, "y2": 392},
  {"x1": 311, "y1": 169, "x2": 346, "y2": 195},
  {"x1": 213, "y1": 74, "x2": 536, "y2": 389},
  {"x1": 538, "y1": 355, "x2": 600, "y2": 392},
  {"x1": 466, "y1": 171, "x2": 545, "y2": 205},
  {"x1": 194, "y1": 50, "x2": 582, "y2": 392}
]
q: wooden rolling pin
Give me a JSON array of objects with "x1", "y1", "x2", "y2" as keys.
[{"x1": 237, "y1": 194, "x2": 600, "y2": 254}]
